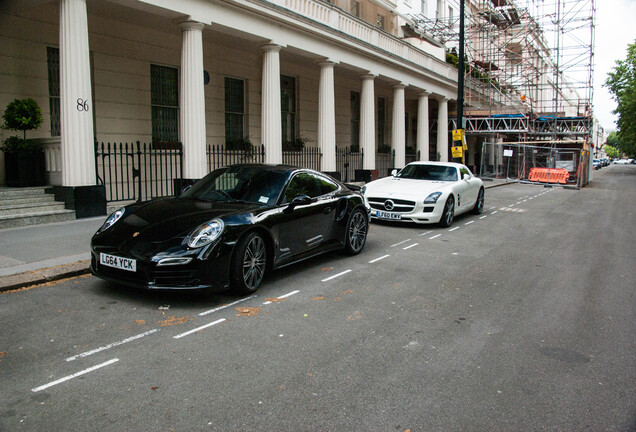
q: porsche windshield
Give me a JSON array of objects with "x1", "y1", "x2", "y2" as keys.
[
  {"x1": 182, "y1": 166, "x2": 288, "y2": 205},
  {"x1": 396, "y1": 164, "x2": 458, "y2": 182}
]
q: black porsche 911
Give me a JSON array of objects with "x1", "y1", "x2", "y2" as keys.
[{"x1": 90, "y1": 164, "x2": 369, "y2": 295}]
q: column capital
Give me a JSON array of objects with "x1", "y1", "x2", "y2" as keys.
[
  {"x1": 179, "y1": 21, "x2": 205, "y2": 31},
  {"x1": 360, "y1": 73, "x2": 376, "y2": 80},
  {"x1": 261, "y1": 43, "x2": 282, "y2": 53},
  {"x1": 392, "y1": 83, "x2": 406, "y2": 90},
  {"x1": 438, "y1": 96, "x2": 451, "y2": 102},
  {"x1": 317, "y1": 60, "x2": 336, "y2": 68},
  {"x1": 418, "y1": 90, "x2": 431, "y2": 97}
]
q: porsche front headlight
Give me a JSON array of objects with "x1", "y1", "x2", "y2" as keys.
[
  {"x1": 98, "y1": 207, "x2": 125, "y2": 233},
  {"x1": 187, "y1": 219, "x2": 225, "y2": 248},
  {"x1": 424, "y1": 192, "x2": 442, "y2": 204}
]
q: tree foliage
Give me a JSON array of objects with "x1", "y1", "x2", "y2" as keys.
[
  {"x1": 604, "y1": 145, "x2": 620, "y2": 159},
  {"x1": 605, "y1": 41, "x2": 636, "y2": 157}
]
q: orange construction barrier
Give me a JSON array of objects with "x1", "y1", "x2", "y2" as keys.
[{"x1": 528, "y1": 168, "x2": 569, "y2": 184}]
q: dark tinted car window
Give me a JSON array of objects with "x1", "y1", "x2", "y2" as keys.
[
  {"x1": 318, "y1": 175, "x2": 339, "y2": 195},
  {"x1": 284, "y1": 173, "x2": 321, "y2": 203},
  {"x1": 182, "y1": 166, "x2": 288, "y2": 205},
  {"x1": 397, "y1": 164, "x2": 458, "y2": 181}
]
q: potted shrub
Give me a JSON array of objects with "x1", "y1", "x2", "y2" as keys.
[
  {"x1": 1, "y1": 98, "x2": 45, "y2": 187},
  {"x1": 283, "y1": 134, "x2": 308, "y2": 152}
]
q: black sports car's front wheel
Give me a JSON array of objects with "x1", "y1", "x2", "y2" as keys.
[
  {"x1": 231, "y1": 232, "x2": 267, "y2": 295},
  {"x1": 344, "y1": 208, "x2": 368, "y2": 255}
]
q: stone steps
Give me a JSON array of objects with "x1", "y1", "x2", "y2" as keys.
[{"x1": 0, "y1": 187, "x2": 76, "y2": 229}]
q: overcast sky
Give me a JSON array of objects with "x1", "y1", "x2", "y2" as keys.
[{"x1": 594, "y1": 0, "x2": 636, "y2": 133}]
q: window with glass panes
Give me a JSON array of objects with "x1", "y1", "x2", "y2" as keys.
[
  {"x1": 377, "y1": 97, "x2": 385, "y2": 148},
  {"x1": 151, "y1": 65, "x2": 179, "y2": 144},
  {"x1": 47, "y1": 47, "x2": 60, "y2": 136},
  {"x1": 225, "y1": 77, "x2": 246, "y2": 149},
  {"x1": 281, "y1": 75, "x2": 296, "y2": 148},
  {"x1": 350, "y1": 91, "x2": 360, "y2": 150}
]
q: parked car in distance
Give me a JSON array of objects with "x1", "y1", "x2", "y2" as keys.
[
  {"x1": 362, "y1": 161, "x2": 484, "y2": 227},
  {"x1": 91, "y1": 164, "x2": 369, "y2": 295},
  {"x1": 593, "y1": 159, "x2": 601, "y2": 170}
]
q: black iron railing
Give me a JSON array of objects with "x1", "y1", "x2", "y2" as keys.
[
  {"x1": 95, "y1": 141, "x2": 182, "y2": 203},
  {"x1": 336, "y1": 147, "x2": 364, "y2": 182},
  {"x1": 207, "y1": 144, "x2": 265, "y2": 172},
  {"x1": 282, "y1": 146, "x2": 322, "y2": 170}
]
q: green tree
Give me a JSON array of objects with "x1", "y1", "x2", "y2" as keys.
[
  {"x1": 605, "y1": 41, "x2": 636, "y2": 157},
  {"x1": 604, "y1": 145, "x2": 620, "y2": 159}
]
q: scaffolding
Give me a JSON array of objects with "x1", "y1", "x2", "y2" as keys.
[{"x1": 409, "y1": 0, "x2": 596, "y2": 141}]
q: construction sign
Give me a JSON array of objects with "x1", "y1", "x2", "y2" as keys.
[{"x1": 452, "y1": 129, "x2": 464, "y2": 142}]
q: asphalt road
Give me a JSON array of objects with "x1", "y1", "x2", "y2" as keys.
[{"x1": 1, "y1": 165, "x2": 634, "y2": 432}]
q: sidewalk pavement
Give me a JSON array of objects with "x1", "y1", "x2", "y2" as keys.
[
  {"x1": 0, "y1": 216, "x2": 105, "y2": 292},
  {"x1": 0, "y1": 179, "x2": 514, "y2": 293}
]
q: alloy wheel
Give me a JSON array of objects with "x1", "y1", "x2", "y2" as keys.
[{"x1": 242, "y1": 235, "x2": 266, "y2": 290}]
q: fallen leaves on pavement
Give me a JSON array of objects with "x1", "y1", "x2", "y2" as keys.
[
  {"x1": 236, "y1": 306, "x2": 261, "y2": 317},
  {"x1": 156, "y1": 316, "x2": 192, "y2": 327}
]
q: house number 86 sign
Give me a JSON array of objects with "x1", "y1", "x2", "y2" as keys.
[{"x1": 77, "y1": 98, "x2": 89, "y2": 112}]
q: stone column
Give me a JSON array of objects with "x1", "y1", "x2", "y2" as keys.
[
  {"x1": 60, "y1": 0, "x2": 95, "y2": 187},
  {"x1": 179, "y1": 21, "x2": 207, "y2": 179},
  {"x1": 417, "y1": 91, "x2": 430, "y2": 161},
  {"x1": 261, "y1": 44, "x2": 282, "y2": 164},
  {"x1": 391, "y1": 84, "x2": 406, "y2": 169},
  {"x1": 360, "y1": 74, "x2": 375, "y2": 170},
  {"x1": 437, "y1": 97, "x2": 449, "y2": 162},
  {"x1": 318, "y1": 61, "x2": 336, "y2": 172}
]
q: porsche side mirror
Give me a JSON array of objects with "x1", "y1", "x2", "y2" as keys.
[
  {"x1": 291, "y1": 195, "x2": 312, "y2": 206},
  {"x1": 285, "y1": 194, "x2": 313, "y2": 213},
  {"x1": 463, "y1": 173, "x2": 471, "y2": 181},
  {"x1": 391, "y1": 169, "x2": 398, "y2": 176},
  {"x1": 180, "y1": 185, "x2": 192, "y2": 195}
]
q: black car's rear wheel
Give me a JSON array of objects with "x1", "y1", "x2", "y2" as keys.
[
  {"x1": 344, "y1": 208, "x2": 368, "y2": 255},
  {"x1": 231, "y1": 232, "x2": 267, "y2": 294}
]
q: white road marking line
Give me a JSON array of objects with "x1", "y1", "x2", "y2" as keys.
[
  {"x1": 491, "y1": 211, "x2": 498, "y2": 215},
  {"x1": 390, "y1": 239, "x2": 411, "y2": 247},
  {"x1": 403, "y1": 243, "x2": 419, "y2": 250},
  {"x1": 489, "y1": 206, "x2": 496, "y2": 210},
  {"x1": 465, "y1": 221, "x2": 475, "y2": 225},
  {"x1": 449, "y1": 227, "x2": 460, "y2": 232},
  {"x1": 321, "y1": 269, "x2": 352, "y2": 282},
  {"x1": 32, "y1": 359, "x2": 119, "y2": 392},
  {"x1": 418, "y1": 231, "x2": 433, "y2": 237},
  {"x1": 516, "y1": 202, "x2": 522, "y2": 205},
  {"x1": 263, "y1": 290, "x2": 300, "y2": 305},
  {"x1": 429, "y1": 234, "x2": 442, "y2": 240},
  {"x1": 173, "y1": 319, "x2": 226, "y2": 339},
  {"x1": 369, "y1": 255, "x2": 390, "y2": 263},
  {"x1": 508, "y1": 204, "x2": 515, "y2": 207},
  {"x1": 199, "y1": 295, "x2": 257, "y2": 316},
  {"x1": 480, "y1": 216, "x2": 487, "y2": 219},
  {"x1": 66, "y1": 329, "x2": 159, "y2": 362}
]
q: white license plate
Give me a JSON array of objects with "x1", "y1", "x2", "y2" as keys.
[
  {"x1": 100, "y1": 253, "x2": 137, "y2": 272},
  {"x1": 376, "y1": 210, "x2": 402, "y2": 220}
]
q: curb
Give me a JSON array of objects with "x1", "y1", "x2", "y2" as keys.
[{"x1": 0, "y1": 260, "x2": 91, "y2": 293}]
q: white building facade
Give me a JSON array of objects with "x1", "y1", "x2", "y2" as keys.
[{"x1": 0, "y1": 0, "x2": 459, "y2": 212}]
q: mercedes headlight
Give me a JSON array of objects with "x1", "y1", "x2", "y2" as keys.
[
  {"x1": 98, "y1": 207, "x2": 125, "y2": 233},
  {"x1": 187, "y1": 219, "x2": 225, "y2": 248},
  {"x1": 424, "y1": 192, "x2": 442, "y2": 204}
]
